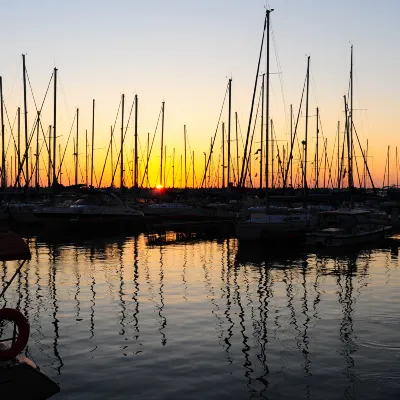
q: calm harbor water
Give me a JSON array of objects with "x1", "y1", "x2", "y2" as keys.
[{"x1": 1, "y1": 234, "x2": 400, "y2": 399}]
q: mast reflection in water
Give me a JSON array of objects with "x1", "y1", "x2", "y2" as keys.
[{"x1": 1, "y1": 235, "x2": 400, "y2": 399}]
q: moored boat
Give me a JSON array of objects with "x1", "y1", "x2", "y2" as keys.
[{"x1": 306, "y1": 208, "x2": 391, "y2": 247}]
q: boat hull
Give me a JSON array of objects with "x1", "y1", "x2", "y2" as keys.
[{"x1": 307, "y1": 226, "x2": 391, "y2": 247}]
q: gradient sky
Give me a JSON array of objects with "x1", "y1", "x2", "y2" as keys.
[{"x1": 2, "y1": 0, "x2": 400, "y2": 187}]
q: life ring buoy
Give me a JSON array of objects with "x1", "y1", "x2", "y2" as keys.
[{"x1": 0, "y1": 308, "x2": 30, "y2": 361}]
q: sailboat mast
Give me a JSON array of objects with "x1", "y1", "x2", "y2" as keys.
[
  {"x1": 134, "y1": 94, "x2": 138, "y2": 188},
  {"x1": 240, "y1": 8, "x2": 272, "y2": 187},
  {"x1": 260, "y1": 74, "x2": 265, "y2": 189},
  {"x1": 75, "y1": 108, "x2": 79, "y2": 186},
  {"x1": 17, "y1": 107, "x2": 21, "y2": 188},
  {"x1": 222, "y1": 122, "x2": 225, "y2": 189},
  {"x1": 160, "y1": 102, "x2": 165, "y2": 186},
  {"x1": 48, "y1": 126, "x2": 52, "y2": 189},
  {"x1": 396, "y1": 145, "x2": 398, "y2": 187},
  {"x1": 337, "y1": 121, "x2": 340, "y2": 189},
  {"x1": 349, "y1": 45, "x2": 354, "y2": 189},
  {"x1": 91, "y1": 100, "x2": 95, "y2": 187},
  {"x1": 0, "y1": 77, "x2": 5, "y2": 191},
  {"x1": 184, "y1": 125, "x2": 187, "y2": 188},
  {"x1": 290, "y1": 104, "x2": 293, "y2": 187},
  {"x1": 35, "y1": 111, "x2": 40, "y2": 190},
  {"x1": 265, "y1": 10, "x2": 273, "y2": 193},
  {"x1": 110, "y1": 126, "x2": 114, "y2": 186},
  {"x1": 387, "y1": 145, "x2": 390, "y2": 187},
  {"x1": 235, "y1": 111, "x2": 239, "y2": 186},
  {"x1": 164, "y1": 145, "x2": 167, "y2": 187},
  {"x1": 172, "y1": 147, "x2": 175, "y2": 188},
  {"x1": 22, "y1": 55, "x2": 29, "y2": 191},
  {"x1": 271, "y1": 119, "x2": 274, "y2": 188},
  {"x1": 192, "y1": 150, "x2": 195, "y2": 188},
  {"x1": 52, "y1": 67, "x2": 57, "y2": 192},
  {"x1": 315, "y1": 107, "x2": 319, "y2": 188},
  {"x1": 120, "y1": 94, "x2": 125, "y2": 189},
  {"x1": 227, "y1": 78, "x2": 232, "y2": 187},
  {"x1": 303, "y1": 56, "x2": 310, "y2": 195}
]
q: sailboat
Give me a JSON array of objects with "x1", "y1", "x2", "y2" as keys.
[
  {"x1": 307, "y1": 46, "x2": 390, "y2": 247},
  {"x1": 236, "y1": 10, "x2": 314, "y2": 242}
]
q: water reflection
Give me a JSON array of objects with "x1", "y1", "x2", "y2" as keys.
[{"x1": 0, "y1": 236, "x2": 399, "y2": 399}]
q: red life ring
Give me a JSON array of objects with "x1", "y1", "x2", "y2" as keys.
[{"x1": 0, "y1": 308, "x2": 30, "y2": 361}]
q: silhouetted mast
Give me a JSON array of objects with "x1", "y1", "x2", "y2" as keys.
[
  {"x1": 260, "y1": 74, "x2": 265, "y2": 189},
  {"x1": 75, "y1": 108, "x2": 79, "y2": 186},
  {"x1": 48, "y1": 125, "x2": 52, "y2": 189},
  {"x1": 23, "y1": 55, "x2": 29, "y2": 191},
  {"x1": 0, "y1": 77, "x2": 5, "y2": 191},
  {"x1": 35, "y1": 111, "x2": 40, "y2": 190},
  {"x1": 303, "y1": 56, "x2": 310, "y2": 195},
  {"x1": 17, "y1": 107, "x2": 21, "y2": 188},
  {"x1": 222, "y1": 122, "x2": 225, "y2": 188},
  {"x1": 120, "y1": 94, "x2": 125, "y2": 189},
  {"x1": 315, "y1": 107, "x2": 319, "y2": 188},
  {"x1": 52, "y1": 67, "x2": 57, "y2": 192},
  {"x1": 235, "y1": 112, "x2": 239, "y2": 186},
  {"x1": 134, "y1": 94, "x2": 138, "y2": 188},
  {"x1": 227, "y1": 78, "x2": 232, "y2": 186},
  {"x1": 91, "y1": 99, "x2": 95, "y2": 187},
  {"x1": 160, "y1": 102, "x2": 165, "y2": 186},
  {"x1": 184, "y1": 125, "x2": 187, "y2": 188}
]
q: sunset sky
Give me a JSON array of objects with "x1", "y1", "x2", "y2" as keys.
[{"x1": 2, "y1": 0, "x2": 399, "y2": 188}]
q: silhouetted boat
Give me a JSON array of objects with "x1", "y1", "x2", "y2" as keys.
[
  {"x1": 306, "y1": 208, "x2": 391, "y2": 247},
  {"x1": 0, "y1": 230, "x2": 59, "y2": 399}
]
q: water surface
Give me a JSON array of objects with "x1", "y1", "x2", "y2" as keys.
[{"x1": 1, "y1": 234, "x2": 400, "y2": 399}]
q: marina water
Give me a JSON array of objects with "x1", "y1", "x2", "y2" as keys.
[{"x1": 1, "y1": 234, "x2": 400, "y2": 399}]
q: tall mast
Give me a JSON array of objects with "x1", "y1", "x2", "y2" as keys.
[
  {"x1": 23, "y1": 55, "x2": 29, "y2": 191},
  {"x1": 235, "y1": 111, "x2": 239, "y2": 186},
  {"x1": 396, "y1": 145, "x2": 398, "y2": 187},
  {"x1": 349, "y1": 45, "x2": 354, "y2": 189},
  {"x1": 260, "y1": 74, "x2": 265, "y2": 189},
  {"x1": 52, "y1": 67, "x2": 57, "y2": 192},
  {"x1": 48, "y1": 126, "x2": 52, "y2": 189},
  {"x1": 164, "y1": 145, "x2": 167, "y2": 187},
  {"x1": 324, "y1": 138, "x2": 327, "y2": 188},
  {"x1": 227, "y1": 78, "x2": 232, "y2": 186},
  {"x1": 146, "y1": 132, "x2": 150, "y2": 187},
  {"x1": 271, "y1": 119, "x2": 274, "y2": 188},
  {"x1": 110, "y1": 126, "x2": 114, "y2": 186},
  {"x1": 0, "y1": 77, "x2": 5, "y2": 191},
  {"x1": 303, "y1": 56, "x2": 310, "y2": 195},
  {"x1": 35, "y1": 111, "x2": 40, "y2": 190},
  {"x1": 120, "y1": 94, "x2": 125, "y2": 189},
  {"x1": 91, "y1": 99, "x2": 95, "y2": 187},
  {"x1": 134, "y1": 94, "x2": 138, "y2": 188},
  {"x1": 315, "y1": 107, "x2": 319, "y2": 188},
  {"x1": 240, "y1": 8, "x2": 272, "y2": 187},
  {"x1": 184, "y1": 125, "x2": 187, "y2": 188},
  {"x1": 265, "y1": 9, "x2": 273, "y2": 193},
  {"x1": 387, "y1": 145, "x2": 390, "y2": 187},
  {"x1": 85, "y1": 129, "x2": 88, "y2": 186},
  {"x1": 222, "y1": 122, "x2": 225, "y2": 189},
  {"x1": 75, "y1": 108, "x2": 79, "y2": 186},
  {"x1": 290, "y1": 104, "x2": 293, "y2": 187},
  {"x1": 17, "y1": 107, "x2": 21, "y2": 188},
  {"x1": 160, "y1": 101, "x2": 165, "y2": 186},
  {"x1": 337, "y1": 121, "x2": 340, "y2": 189},
  {"x1": 192, "y1": 150, "x2": 195, "y2": 188},
  {"x1": 172, "y1": 147, "x2": 175, "y2": 188}
]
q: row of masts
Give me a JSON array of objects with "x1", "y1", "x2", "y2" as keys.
[{"x1": 0, "y1": 14, "x2": 383, "y2": 193}]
